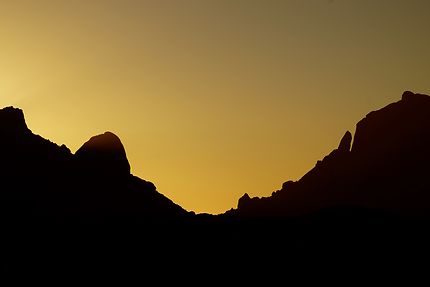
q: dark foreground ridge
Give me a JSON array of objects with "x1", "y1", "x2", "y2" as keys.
[{"x1": 2, "y1": 91, "x2": 430, "y2": 276}]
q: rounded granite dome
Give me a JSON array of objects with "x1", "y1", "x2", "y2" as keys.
[{"x1": 75, "y1": 131, "x2": 130, "y2": 176}]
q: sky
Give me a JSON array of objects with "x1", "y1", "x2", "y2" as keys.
[{"x1": 1, "y1": 0, "x2": 429, "y2": 214}]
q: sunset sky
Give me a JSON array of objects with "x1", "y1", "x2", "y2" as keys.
[{"x1": 1, "y1": 0, "x2": 429, "y2": 214}]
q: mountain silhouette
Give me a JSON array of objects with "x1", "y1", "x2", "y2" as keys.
[
  {"x1": 0, "y1": 107, "x2": 187, "y2": 224},
  {"x1": 1, "y1": 92, "x2": 430, "y2": 222},
  {"x1": 2, "y1": 91, "x2": 430, "y2": 276},
  {"x1": 234, "y1": 91, "x2": 430, "y2": 218}
]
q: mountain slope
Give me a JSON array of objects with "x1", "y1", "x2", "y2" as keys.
[
  {"x1": 0, "y1": 107, "x2": 187, "y2": 223},
  {"x1": 235, "y1": 91, "x2": 430, "y2": 218}
]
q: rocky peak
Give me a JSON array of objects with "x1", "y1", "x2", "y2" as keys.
[
  {"x1": 0, "y1": 106, "x2": 29, "y2": 134},
  {"x1": 238, "y1": 193, "x2": 251, "y2": 209},
  {"x1": 351, "y1": 91, "x2": 430, "y2": 155},
  {"x1": 401, "y1": 90, "x2": 430, "y2": 102},
  {"x1": 75, "y1": 131, "x2": 130, "y2": 176}
]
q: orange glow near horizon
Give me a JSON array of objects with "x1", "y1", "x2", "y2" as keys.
[{"x1": 1, "y1": 1, "x2": 430, "y2": 213}]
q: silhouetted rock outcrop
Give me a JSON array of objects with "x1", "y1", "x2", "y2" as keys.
[
  {"x1": 75, "y1": 132, "x2": 131, "y2": 177},
  {"x1": 0, "y1": 106, "x2": 29, "y2": 134},
  {"x1": 234, "y1": 91, "x2": 430, "y2": 218},
  {"x1": 338, "y1": 131, "x2": 352, "y2": 152},
  {"x1": 237, "y1": 193, "x2": 251, "y2": 210}
]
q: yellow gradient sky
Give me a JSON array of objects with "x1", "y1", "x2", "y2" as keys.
[{"x1": 1, "y1": 1, "x2": 429, "y2": 214}]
